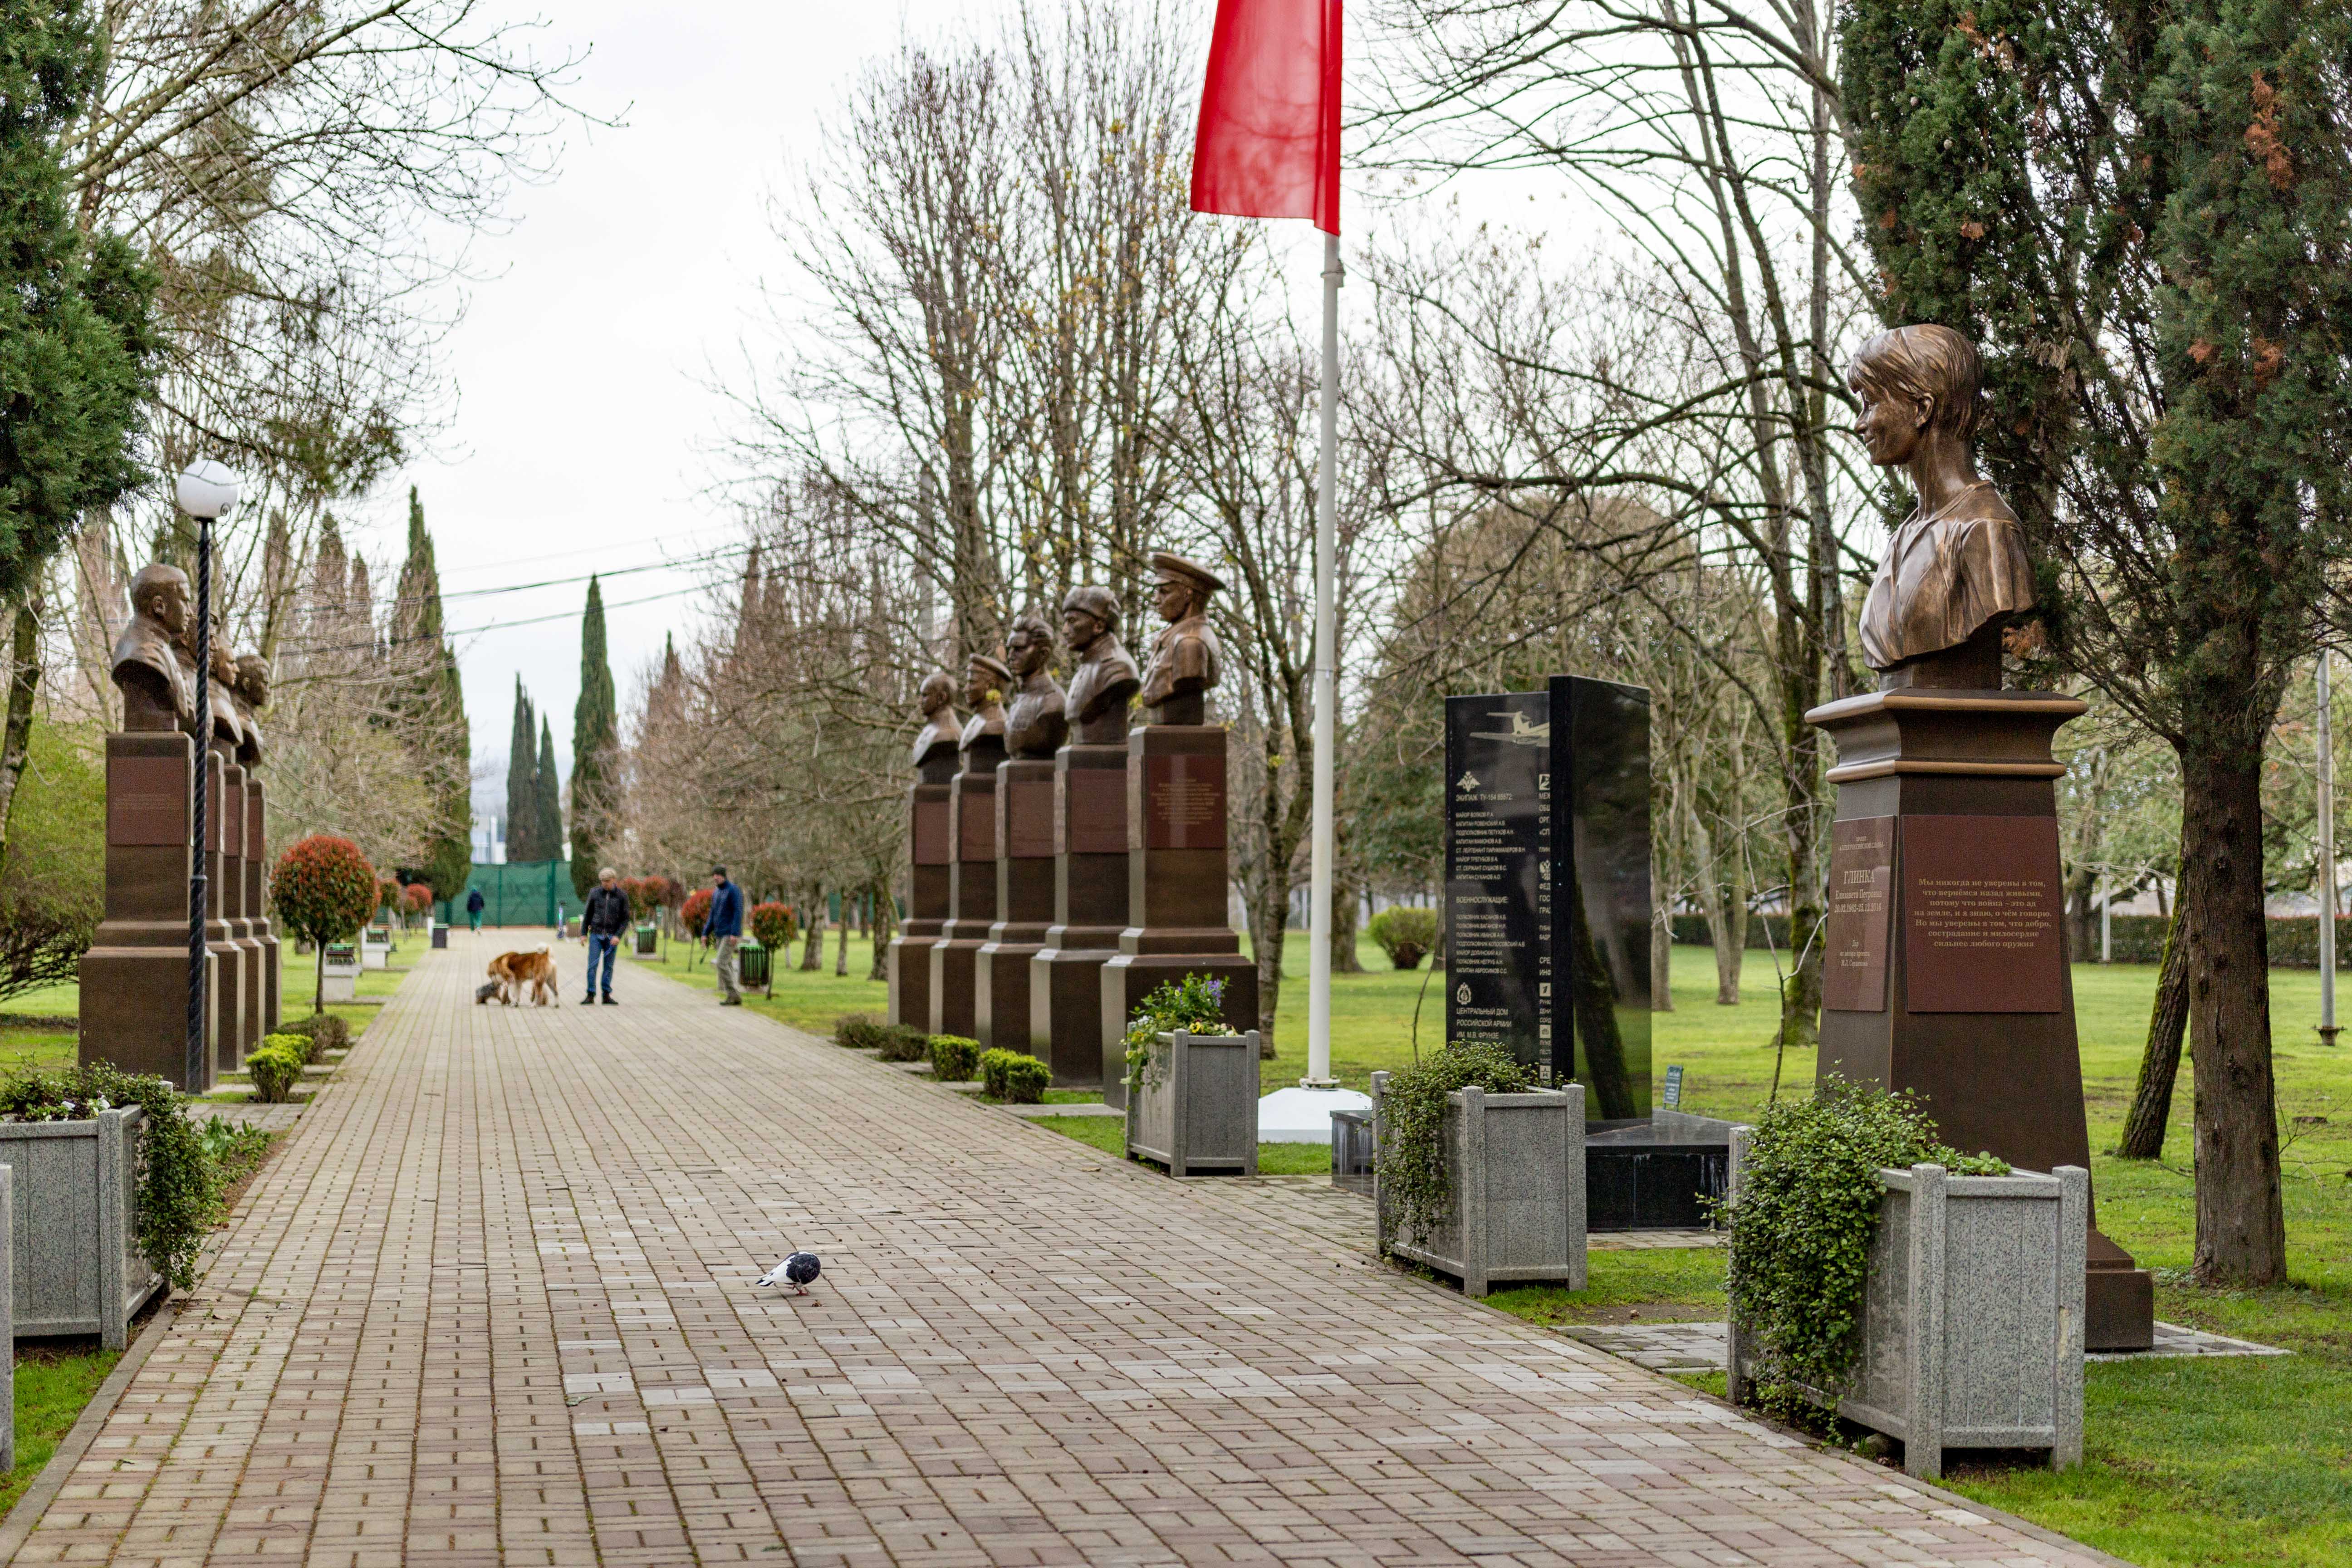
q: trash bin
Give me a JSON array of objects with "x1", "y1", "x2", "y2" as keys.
[
  {"x1": 737, "y1": 938, "x2": 771, "y2": 988},
  {"x1": 431, "y1": 925, "x2": 448, "y2": 950},
  {"x1": 634, "y1": 923, "x2": 658, "y2": 956}
]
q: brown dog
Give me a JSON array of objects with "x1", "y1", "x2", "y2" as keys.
[{"x1": 486, "y1": 946, "x2": 560, "y2": 1006}]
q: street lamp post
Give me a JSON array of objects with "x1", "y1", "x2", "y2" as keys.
[{"x1": 175, "y1": 461, "x2": 240, "y2": 1090}]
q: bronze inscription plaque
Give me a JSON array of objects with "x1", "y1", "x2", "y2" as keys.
[
  {"x1": 1901, "y1": 814, "x2": 2064, "y2": 1013},
  {"x1": 1059, "y1": 768, "x2": 1126, "y2": 855},
  {"x1": 1824, "y1": 816, "x2": 1894, "y2": 1012},
  {"x1": 957, "y1": 790, "x2": 995, "y2": 862},
  {"x1": 1144, "y1": 754, "x2": 1226, "y2": 851},
  {"x1": 1004, "y1": 778, "x2": 1056, "y2": 858},
  {"x1": 911, "y1": 797, "x2": 951, "y2": 866},
  {"x1": 108, "y1": 756, "x2": 187, "y2": 846}
]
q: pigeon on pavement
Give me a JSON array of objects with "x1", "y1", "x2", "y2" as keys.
[{"x1": 756, "y1": 1252, "x2": 821, "y2": 1295}]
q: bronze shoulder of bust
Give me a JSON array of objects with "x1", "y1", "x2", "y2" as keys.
[
  {"x1": 1847, "y1": 324, "x2": 2037, "y2": 691},
  {"x1": 1136, "y1": 551, "x2": 1227, "y2": 725}
]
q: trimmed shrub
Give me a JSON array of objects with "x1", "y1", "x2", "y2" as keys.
[
  {"x1": 1367, "y1": 906, "x2": 1440, "y2": 970},
  {"x1": 272, "y1": 1012, "x2": 351, "y2": 1063},
  {"x1": 835, "y1": 1014, "x2": 887, "y2": 1049},
  {"x1": 979, "y1": 1048, "x2": 1050, "y2": 1103},
  {"x1": 875, "y1": 1024, "x2": 931, "y2": 1062},
  {"x1": 681, "y1": 887, "x2": 713, "y2": 939},
  {"x1": 929, "y1": 1034, "x2": 980, "y2": 1083},
  {"x1": 749, "y1": 901, "x2": 798, "y2": 951},
  {"x1": 246, "y1": 1039, "x2": 306, "y2": 1103}
]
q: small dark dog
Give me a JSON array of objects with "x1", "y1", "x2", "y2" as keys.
[{"x1": 475, "y1": 981, "x2": 503, "y2": 1005}]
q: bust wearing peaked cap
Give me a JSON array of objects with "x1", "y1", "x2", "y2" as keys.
[
  {"x1": 960, "y1": 652, "x2": 1011, "y2": 755},
  {"x1": 1137, "y1": 552, "x2": 1225, "y2": 726},
  {"x1": 911, "y1": 672, "x2": 963, "y2": 769}
]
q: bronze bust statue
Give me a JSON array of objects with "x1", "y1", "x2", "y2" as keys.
[
  {"x1": 231, "y1": 654, "x2": 271, "y2": 768},
  {"x1": 960, "y1": 653, "x2": 1010, "y2": 755},
  {"x1": 1849, "y1": 324, "x2": 2035, "y2": 690},
  {"x1": 112, "y1": 564, "x2": 194, "y2": 733},
  {"x1": 1061, "y1": 585, "x2": 1140, "y2": 746},
  {"x1": 910, "y1": 672, "x2": 963, "y2": 770},
  {"x1": 1002, "y1": 613, "x2": 1068, "y2": 759},
  {"x1": 1137, "y1": 552, "x2": 1225, "y2": 725},
  {"x1": 202, "y1": 637, "x2": 245, "y2": 755}
]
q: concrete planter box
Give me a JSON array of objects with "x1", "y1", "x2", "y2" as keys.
[
  {"x1": 360, "y1": 931, "x2": 389, "y2": 971},
  {"x1": 321, "y1": 944, "x2": 359, "y2": 1004},
  {"x1": 1372, "y1": 1075, "x2": 1586, "y2": 1298},
  {"x1": 1126, "y1": 1031, "x2": 1259, "y2": 1176},
  {"x1": 1726, "y1": 1128, "x2": 2086, "y2": 1481},
  {"x1": 1, "y1": 1108, "x2": 162, "y2": 1349}
]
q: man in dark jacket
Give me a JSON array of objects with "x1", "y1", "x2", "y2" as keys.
[
  {"x1": 466, "y1": 886, "x2": 485, "y2": 932},
  {"x1": 582, "y1": 867, "x2": 632, "y2": 1004},
  {"x1": 707, "y1": 866, "x2": 745, "y2": 1005}
]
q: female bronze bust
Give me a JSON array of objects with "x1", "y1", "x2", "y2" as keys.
[{"x1": 1849, "y1": 324, "x2": 2035, "y2": 690}]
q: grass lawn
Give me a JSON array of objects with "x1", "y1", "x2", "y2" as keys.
[
  {"x1": 0, "y1": 1344, "x2": 121, "y2": 1523},
  {"x1": 623, "y1": 931, "x2": 895, "y2": 1038}
]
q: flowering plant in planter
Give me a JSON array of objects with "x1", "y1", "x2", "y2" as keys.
[
  {"x1": 681, "y1": 887, "x2": 713, "y2": 940},
  {"x1": 1122, "y1": 973, "x2": 1231, "y2": 1093},
  {"x1": 271, "y1": 835, "x2": 378, "y2": 1012}
]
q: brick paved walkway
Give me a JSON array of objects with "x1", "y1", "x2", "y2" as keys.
[{"x1": 14, "y1": 936, "x2": 2115, "y2": 1567}]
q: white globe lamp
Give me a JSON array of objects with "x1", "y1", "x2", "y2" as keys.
[{"x1": 174, "y1": 460, "x2": 240, "y2": 520}]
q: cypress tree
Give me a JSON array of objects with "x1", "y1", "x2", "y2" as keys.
[
  {"x1": 395, "y1": 487, "x2": 471, "y2": 900},
  {"x1": 505, "y1": 681, "x2": 537, "y2": 862},
  {"x1": 1841, "y1": 0, "x2": 2352, "y2": 1283},
  {"x1": 534, "y1": 717, "x2": 563, "y2": 873},
  {"x1": 569, "y1": 577, "x2": 617, "y2": 899},
  {"x1": 0, "y1": 0, "x2": 158, "y2": 603}
]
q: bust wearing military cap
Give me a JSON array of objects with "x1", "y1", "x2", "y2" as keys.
[
  {"x1": 112, "y1": 564, "x2": 195, "y2": 732},
  {"x1": 961, "y1": 652, "x2": 1011, "y2": 753},
  {"x1": 1061, "y1": 585, "x2": 1140, "y2": 746},
  {"x1": 1002, "y1": 613, "x2": 1068, "y2": 760},
  {"x1": 1137, "y1": 552, "x2": 1225, "y2": 726},
  {"x1": 910, "y1": 672, "x2": 963, "y2": 770}
]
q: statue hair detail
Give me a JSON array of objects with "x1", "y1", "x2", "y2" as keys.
[{"x1": 1848, "y1": 324, "x2": 1983, "y2": 441}]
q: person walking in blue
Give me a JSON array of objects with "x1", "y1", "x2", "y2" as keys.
[
  {"x1": 581, "y1": 867, "x2": 631, "y2": 1005},
  {"x1": 466, "y1": 886, "x2": 485, "y2": 932},
  {"x1": 707, "y1": 866, "x2": 745, "y2": 1006}
]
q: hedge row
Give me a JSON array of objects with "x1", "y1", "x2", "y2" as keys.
[{"x1": 1673, "y1": 910, "x2": 2350, "y2": 968}]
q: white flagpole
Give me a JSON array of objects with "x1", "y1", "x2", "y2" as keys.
[
  {"x1": 1305, "y1": 229, "x2": 1342, "y2": 1087},
  {"x1": 2322, "y1": 648, "x2": 2340, "y2": 1044}
]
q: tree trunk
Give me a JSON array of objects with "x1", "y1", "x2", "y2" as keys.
[
  {"x1": 1651, "y1": 901, "x2": 1674, "y2": 1012},
  {"x1": 1328, "y1": 868, "x2": 1364, "y2": 974},
  {"x1": 2180, "y1": 745, "x2": 2285, "y2": 1285},
  {"x1": 799, "y1": 889, "x2": 823, "y2": 971},
  {"x1": 1246, "y1": 875, "x2": 1284, "y2": 1057},
  {"x1": 2064, "y1": 866, "x2": 2099, "y2": 962},
  {"x1": 2117, "y1": 910, "x2": 2191, "y2": 1159},
  {"x1": 834, "y1": 912, "x2": 848, "y2": 976},
  {"x1": 0, "y1": 599, "x2": 44, "y2": 867},
  {"x1": 867, "y1": 876, "x2": 895, "y2": 982}
]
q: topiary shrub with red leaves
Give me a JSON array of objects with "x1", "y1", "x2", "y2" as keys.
[
  {"x1": 749, "y1": 902, "x2": 796, "y2": 953},
  {"x1": 681, "y1": 887, "x2": 712, "y2": 942},
  {"x1": 271, "y1": 836, "x2": 379, "y2": 1013}
]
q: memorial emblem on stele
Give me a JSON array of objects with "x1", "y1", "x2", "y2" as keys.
[{"x1": 1471, "y1": 712, "x2": 1550, "y2": 745}]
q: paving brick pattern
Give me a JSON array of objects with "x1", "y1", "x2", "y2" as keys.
[{"x1": 15, "y1": 936, "x2": 2114, "y2": 1566}]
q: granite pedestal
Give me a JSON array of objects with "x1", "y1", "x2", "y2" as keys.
[
  {"x1": 245, "y1": 781, "x2": 279, "y2": 1031},
  {"x1": 1808, "y1": 686, "x2": 2154, "y2": 1351},
  {"x1": 80, "y1": 731, "x2": 212, "y2": 1091},
  {"x1": 202, "y1": 748, "x2": 246, "y2": 1072},
  {"x1": 1098, "y1": 725, "x2": 1256, "y2": 1110},
  {"x1": 1030, "y1": 743, "x2": 1130, "y2": 1087},
  {"x1": 975, "y1": 758, "x2": 1056, "y2": 1052},
  {"x1": 930, "y1": 735, "x2": 1005, "y2": 1037},
  {"x1": 887, "y1": 770, "x2": 954, "y2": 1029}
]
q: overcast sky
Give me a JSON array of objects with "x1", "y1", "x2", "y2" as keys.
[{"x1": 326, "y1": 0, "x2": 1455, "y2": 835}]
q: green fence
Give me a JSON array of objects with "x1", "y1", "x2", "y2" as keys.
[{"x1": 462, "y1": 860, "x2": 574, "y2": 928}]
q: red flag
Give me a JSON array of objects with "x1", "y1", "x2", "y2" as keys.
[{"x1": 1188, "y1": 0, "x2": 1340, "y2": 235}]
